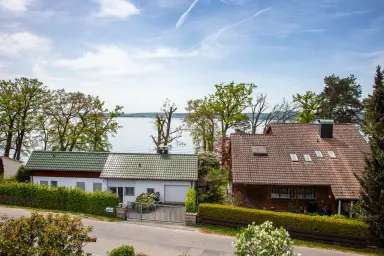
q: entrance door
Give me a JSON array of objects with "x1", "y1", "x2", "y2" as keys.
[{"x1": 109, "y1": 187, "x2": 124, "y2": 203}]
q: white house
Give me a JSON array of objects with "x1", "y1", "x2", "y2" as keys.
[
  {"x1": 0, "y1": 156, "x2": 23, "y2": 178},
  {"x1": 25, "y1": 151, "x2": 198, "y2": 204}
]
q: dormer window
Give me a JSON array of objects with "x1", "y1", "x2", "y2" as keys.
[
  {"x1": 304, "y1": 154, "x2": 312, "y2": 162},
  {"x1": 290, "y1": 154, "x2": 298, "y2": 162},
  {"x1": 252, "y1": 146, "x2": 267, "y2": 155},
  {"x1": 328, "y1": 151, "x2": 337, "y2": 159}
]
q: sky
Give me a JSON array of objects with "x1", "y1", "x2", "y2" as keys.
[{"x1": 0, "y1": 0, "x2": 383, "y2": 112}]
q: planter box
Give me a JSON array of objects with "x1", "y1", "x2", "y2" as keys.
[{"x1": 185, "y1": 212, "x2": 197, "y2": 226}]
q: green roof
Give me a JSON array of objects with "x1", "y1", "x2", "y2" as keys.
[{"x1": 26, "y1": 151, "x2": 198, "y2": 181}]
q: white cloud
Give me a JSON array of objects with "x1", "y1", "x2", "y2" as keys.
[
  {"x1": 0, "y1": 32, "x2": 51, "y2": 56},
  {"x1": 176, "y1": 0, "x2": 200, "y2": 28},
  {"x1": 97, "y1": 0, "x2": 139, "y2": 19},
  {"x1": 0, "y1": 0, "x2": 33, "y2": 12}
]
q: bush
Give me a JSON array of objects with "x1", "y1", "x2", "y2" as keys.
[
  {"x1": 233, "y1": 221, "x2": 299, "y2": 256},
  {"x1": 0, "y1": 212, "x2": 95, "y2": 255},
  {"x1": 15, "y1": 165, "x2": 31, "y2": 182},
  {"x1": 185, "y1": 188, "x2": 196, "y2": 213},
  {"x1": 133, "y1": 192, "x2": 158, "y2": 212},
  {"x1": 198, "y1": 204, "x2": 371, "y2": 237},
  {"x1": 0, "y1": 182, "x2": 119, "y2": 216},
  {"x1": 108, "y1": 245, "x2": 135, "y2": 256},
  {"x1": 199, "y1": 169, "x2": 228, "y2": 204}
]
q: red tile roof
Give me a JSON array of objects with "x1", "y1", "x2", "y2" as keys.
[{"x1": 230, "y1": 123, "x2": 370, "y2": 200}]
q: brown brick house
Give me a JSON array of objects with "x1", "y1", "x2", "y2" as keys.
[{"x1": 230, "y1": 121, "x2": 369, "y2": 215}]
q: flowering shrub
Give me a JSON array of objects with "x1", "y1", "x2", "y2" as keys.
[
  {"x1": 0, "y1": 212, "x2": 95, "y2": 255},
  {"x1": 233, "y1": 221, "x2": 299, "y2": 256}
]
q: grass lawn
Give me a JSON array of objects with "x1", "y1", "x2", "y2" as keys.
[
  {"x1": 0, "y1": 204, "x2": 122, "y2": 222},
  {"x1": 197, "y1": 224, "x2": 384, "y2": 256}
]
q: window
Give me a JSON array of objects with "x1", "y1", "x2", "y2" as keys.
[
  {"x1": 315, "y1": 151, "x2": 323, "y2": 158},
  {"x1": 303, "y1": 154, "x2": 312, "y2": 162},
  {"x1": 109, "y1": 187, "x2": 117, "y2": 194},
  {"x1": 252, "y1": 145, "x2": 267, "y2": 155},
  {"x1": 40, "y1": 181, "x2": 48, "y2": 186},
  {"x1": 271, "y1": 187, "x2": 292, "y2": 199},
  {"x1": 125, "y1": 187, "x2": 135, "y2": 196},
  {"x1": 93, "y1": 183, "x2": 102, "y2": 191},
  {"x1": 76, "y1": 182, "x2": 85, "y2": 191},
  {"x1": 147, "y1": 188, "x2": 155, "y2": 194},
  {"x1": 298, "y1": 187, "x2": 315, "y2": 200},
  {"x1": 290, "y1": 154, "x2": 298, "y2": 162},
  {"x1": 50, "y1": 181, "x2": 58, "y2": 187},
  {"x1": 328, "y1": 151, "x2": 337, "y2": 159}
]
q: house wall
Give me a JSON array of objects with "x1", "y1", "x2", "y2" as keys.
[
  {"x1": 233, "y1": 184, "x2": 338, "y2": 214},
  {"x1": 106, "y1": 179, "x2": 193, "y2": 203},
  {"x1": 1, "y1": 157, "x2": 22, "y2": 178},
  {"x1": 32, "y1": 176, "x2": 106, "y2": 192},
  {"x1": 31, "y1": 174, "x2": 194, "y2": 203}
]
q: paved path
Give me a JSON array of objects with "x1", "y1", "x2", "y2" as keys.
[{"x1": 0, "y1": 206, "x2": 359, "y2": 256}]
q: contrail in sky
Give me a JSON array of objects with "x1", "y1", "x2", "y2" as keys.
[
  {"x1": 176, "y1": 0, "x2": 200, "y2": 28},
  {"x1": 186, "y1": 7, "x2": 272, "y2": 52}
]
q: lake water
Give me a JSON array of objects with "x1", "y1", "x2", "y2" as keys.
[{"x1": 110, "y1": 117, "x2": 195, "y2": 154}]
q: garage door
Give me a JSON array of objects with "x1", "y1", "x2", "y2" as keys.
[{"x1": 164, "y1": 185, "x2": 190, "y2": 203}]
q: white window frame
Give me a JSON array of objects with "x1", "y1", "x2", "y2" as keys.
[
  {"x1": 147, "y1": 188, "x2": 155, "y2": 194},
  {"x1": 76, "y1": 182, "x2": 86, "y2": 191},
  {"x1": 93, "y1": 183, "x2": 102, "y2": 191},
  {"x1": 315, "y1": 151, "x2": 323, "y2": 158}
]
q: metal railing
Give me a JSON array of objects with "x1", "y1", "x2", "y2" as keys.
[{"x1": 127, "y1": 202, "x2": 185, "y2": 223}]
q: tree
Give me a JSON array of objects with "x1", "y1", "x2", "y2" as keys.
[
  {"x1": 249, "y1": 93, "x2": 268, "y2": 134},
  {"x1": 358, "y1": 66, "x2": 384, "y2": 239},
  {"x1": 199, "y1": 168, "x2": 228, "y2": 203},
  {"x1": 0, "y1": 212, "x2": 95, "y2": 255},
  {"x1": 318, "y1": 74, "x2": 363, "y2": 123},
  {"x1": 151, "y1": 99, "x2": 183, "y2": 152},
  {"x1": 15, "y1": 165, "x2": 31, "y2": 182},
  {"x1": 264, "y1": 98, "x2": 296, "y2": 127},
  {"x1": 293, "y1": 91, "x2": 320, "y2": 123},
  {"x1": 209, "y1": 82, "x2": 256, "y2": 136},
  {"x1": 198, "y1": 151, "x2": 220, "y2": 177},
  {"x1": 184, "y1": 98, "x2": 217, "y2": 152}
]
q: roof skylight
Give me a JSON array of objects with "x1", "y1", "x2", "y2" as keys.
[
  {"x1": 290, "y1": 154, "x2": 298, "y2": 162},
  {"x1": 304, "y1": 154, "x2": 312, "y2": 162},
  {"x1": 328, "y1": 151, "x2": 337, "y2": 159},
  {"x1": 315, "y1": 151, "x2": 323, "y2": 158}
]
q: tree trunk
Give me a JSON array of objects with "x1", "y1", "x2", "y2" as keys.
[
  {"x1": 3, "y1": 120, "x2": 14, "y2": 157},
  {"x1": 15, "y1": 129, "x2": 25, "y2": 160}
]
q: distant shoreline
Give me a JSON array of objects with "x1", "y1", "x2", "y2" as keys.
[{"x1": 118, "y1": 113, "x2": 269, "y2": 119}]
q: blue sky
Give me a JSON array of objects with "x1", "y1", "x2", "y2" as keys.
[{"x1": 0, "y1": 0, "x2": 383, "y2": 112}]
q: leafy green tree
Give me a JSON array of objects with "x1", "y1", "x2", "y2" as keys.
[
  {"x1": 15, "y1": 165, "x2": 31, "y2": 183},
  {"x1": 318, "y1": 74, "x2": 362, "y2": 123},
  {"x1": 358, "y1": 66, "x2": 384, "y2": 239},
  {"x1": 184, "y1": 98, "x2": 217, "y2": 152},
  {"x1": 199, "y1": 168, "x2": 228, "y2": 203},
  {"x1": 293, "y1": 91, "x2": 320, "y2": 123},
  {"x1": 198, "y1": 151, "x2": 220, "y2": 177},
  {"x1": 209, "y1": 82, "x2": 256, "y2": 136}
]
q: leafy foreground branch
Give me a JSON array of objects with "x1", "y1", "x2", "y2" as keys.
[{"x1": 0, "y1": 212, "x2": 96, "y2": 256}]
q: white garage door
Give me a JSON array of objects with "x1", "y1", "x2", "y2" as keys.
[{"x1": 164, "y1": 185, "x2": 190, "y2": 203}]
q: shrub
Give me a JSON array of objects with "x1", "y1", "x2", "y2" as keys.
[
  {"x1": 199, "y1": 169, "x2": 228, "y2": 204},
  {"x1": 135, "y1": 192, "x2": 158, "y2": 204},
  {"x1": 15, "y1": 165, "x2": 31, "y2": 182},
  {"x1": 0, "y1": 212, "x2": 95, "y2": 255},
  {"x1": 198, "y1": 204, "x2": 371, "y2": 237},
  {"x1": 0, "y1": 182, "x2": 119, "y2": 216},
  {"x1": 185, "y1": 188, "x2": 196, "y2": 213},
  {"x1": 233, "y1": 221, "x2": 299, "y2": 256},
  {"x1": 108, "y1": 245, "x2": 135, "y2": 256}
]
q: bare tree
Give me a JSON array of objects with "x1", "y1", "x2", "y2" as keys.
[
  {"x1": 264, "y1": 98, "x2": 296, "y2": 127},
  {"x1": 249, "y1": 93, "x2": 268, "y2": 134},
  {"x1": 151, "y1": 99, "x2": 183, "y2": 152}
]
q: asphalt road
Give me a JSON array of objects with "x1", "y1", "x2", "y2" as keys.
[{"x1": 0, "y1": 206, "x2": 358, "y2": 256}]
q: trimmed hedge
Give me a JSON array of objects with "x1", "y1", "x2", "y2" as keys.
[
  {"x1": 198, "y1": 204, "x2": 371, "y2": 238},
  {"x1": 185, "y1": 188, "x2": 196, "y2": 213},
  {"x1": 0, "y1": 182, "x2": 119, "y2": 216}
]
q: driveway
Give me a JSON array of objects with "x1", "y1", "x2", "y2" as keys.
[{"x1": 0, "y1": 206, "x2": 359, "y2": 256}]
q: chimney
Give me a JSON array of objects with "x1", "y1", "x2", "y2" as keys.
[
  {"x1": 318, "y1": 119, "x2": 334, "y2": 139},
  {"x1": 157, "y1": 145, "x2": 169, "y2": 154}
]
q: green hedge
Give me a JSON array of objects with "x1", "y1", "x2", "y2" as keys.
[
  {"x1": 185, "y1": 188, "x2": 196, "y2": 213},
  {"x1": 108, "y1": 245, "x2": 135, "y2": 256},
  {"x1": 0, "y1": 182, "x2": 119, "y2": 216},
  {"x1": 198, "y1": 204, "x2": 371, "y2": 238}
]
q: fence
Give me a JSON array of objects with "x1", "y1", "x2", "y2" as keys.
[{"x1": 127, "y1": 202, "x2": 185, "y2": 223}]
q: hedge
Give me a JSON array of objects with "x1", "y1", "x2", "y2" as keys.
[
  {"x1": 0, "y1": 182, "x2": 119, "y2": 216},
  {"x1": 198, "y1": 204, "x2": 371, "y2": 238},
  {"x1": 185, "y1": 188, "x2": 197, "y2": 213}
]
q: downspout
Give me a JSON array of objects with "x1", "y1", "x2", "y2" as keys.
[{"x1": 337, "y1": 200, "x2": 341, "y2": 215}]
